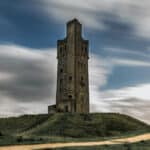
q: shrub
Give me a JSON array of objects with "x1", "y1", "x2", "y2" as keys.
[
  {"x1": 0, "y1": 131, "x2": 3, "y2": 136},
  {"x1": 17, "y1": 136, "x2": 23, "y2": 143}
]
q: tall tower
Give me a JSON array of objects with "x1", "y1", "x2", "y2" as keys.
[{"x1": 56, "y1": 19, "x2": 89, "y2": 113}]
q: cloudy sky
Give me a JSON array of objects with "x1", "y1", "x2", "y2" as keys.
[{"x1": 0, "y1": 0, "x2": 150, "y2": 124}]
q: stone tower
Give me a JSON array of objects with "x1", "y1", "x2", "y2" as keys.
[{"x1": 48, "y1": 19, "x2": 89, "y2": 113}]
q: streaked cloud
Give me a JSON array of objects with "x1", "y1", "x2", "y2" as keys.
[
  {"x1": 104, "y1": 47, "x2": 150, "y2": 58},
  {"x1": 91, "y1": 76, "x2": 150, "y2": 124},
  {"x1": 0, "y1": 44, "x2": 57, "y2": 103},
  {"x1": 111, "y1": 58, "x2": 150, "y2": 67},
  {"x1": 100, "y1": 84, "x2": 150, "y2": 101},
  {"x1": 0, "y1": 0, "x2": 150, "y2": 124},
  {"x1": 108, "y1": 98, "x2": 150, "y2": 124},
  {"x1": 0, "y1": 45, "x2": 111, "y2": 116},
  {"x1": 0, "y1": 44, "x2": 149, "y2": 124},
  {"x1": 89, "y1": 54, "x2": 150, "y2": 124},
  {"x1": 41, "y1": 0, "x2": 150, "y2": 39}
]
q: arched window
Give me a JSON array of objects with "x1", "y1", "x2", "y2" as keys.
[
  {"x1": 65, "y1": 105, "x2": 69, "y2": 112},
  {"x1": 80, "y1": 76, "x2": 85, "y2": 87},
  {"x1": 69, "y1": 76, "x2": 72, "y2": 81},
  {"x1": 60, "y1": 47, "x2": 63, "y2": 55},
  {"x1": 62, "y1": 45, "x2": 65, "y2": 57},
  {"x1": 60, "y1": 79, "x2": 63, "y2": 91},
  {"x1": 68, "y1": 95, "x2": 72, "y2": 99},
  {"x1": 60, "y1": 68, "x2": 63, "y2": 73},
  {"x1": 64, "y1": 45, "x2": 67, "y2": 50},
  {"x1": 82, "y1": 47, "x2": 84, "y2": 56}
]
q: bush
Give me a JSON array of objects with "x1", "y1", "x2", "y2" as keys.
[
  {"x1": 17, "y1": 136, "x2": 23, "y2": 143},
  {"x1": 0, "y1": 131, "x2": 3, "y2": 136}
]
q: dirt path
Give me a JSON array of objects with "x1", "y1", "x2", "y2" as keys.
[{"x1": 0, "y1": 133, "x2": 150, "y2": 150}]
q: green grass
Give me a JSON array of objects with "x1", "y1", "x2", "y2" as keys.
[
  {"x1": 0, "y1": 114, "x2": 49, "y2": 135},
  {"x1": 0, "y1": 113, "x2": 149, "y2": 146},
  {"x1": 35, "y1": 140, "x2": 150, "y2": 150}
]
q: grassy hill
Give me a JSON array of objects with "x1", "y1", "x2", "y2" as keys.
[{"x1": 0, "y1": 113, "x2": 149, "y2": 146}]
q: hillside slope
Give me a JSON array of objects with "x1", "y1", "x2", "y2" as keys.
[
  {"x1": 0, "y1": 113, "x2": 149, "y2": 146},
  {"x1": 0, "y1": 113, "x2": 149, "y2": 137}
]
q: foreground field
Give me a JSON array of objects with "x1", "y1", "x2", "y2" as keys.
[
  {"x1": 0, "y1": 113, "x2": 149, "y2": 146},
  {"x1": 0, "y1": 133, "x2": 150, "y2": 150}
]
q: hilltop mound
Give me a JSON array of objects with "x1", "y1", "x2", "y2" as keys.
[
  {"x1": 0, "y1": 113, "x2": 149, "y2": 145},
  {"x1": 0, "y1": 113, "x2": 149, "y2": 137}
]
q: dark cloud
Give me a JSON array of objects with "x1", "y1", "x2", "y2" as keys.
[{"x1": 0, "y1": 45, "x2": 57, "y2": 102}]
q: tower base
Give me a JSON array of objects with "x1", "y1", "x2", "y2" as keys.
[{"x1": 48, "y1": 105, "x2": 56, "y2": 114}]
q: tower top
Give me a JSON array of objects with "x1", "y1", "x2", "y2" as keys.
[
  {"x1": 67, "y1": 18, "x2": 82, "y2": 37},
  {"x1": 67, "y1": 18, "x2": 81, "y2": 25}
]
